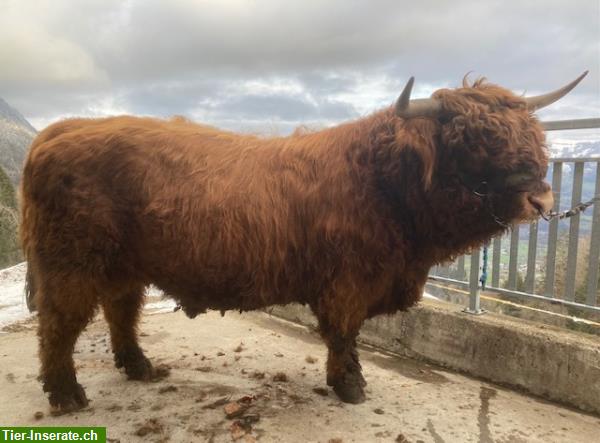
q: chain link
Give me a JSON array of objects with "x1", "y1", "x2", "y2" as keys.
[{"x1": 540, "y1": 196, "x2": 599, "y2": 221}]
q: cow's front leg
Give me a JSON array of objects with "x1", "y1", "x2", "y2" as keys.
[
  {"x1": 101, "y1": 287, "x2": 168, "y2": 381},
  {"x1": 323, "y1": 333, "x2": 366, "y2": 403},
  {"x1": 314, "y1": 310, "x2": 366, "y2": 403}
]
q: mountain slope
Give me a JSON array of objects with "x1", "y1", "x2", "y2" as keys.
[
  {"x1": 0, "y1": 98, "x2": 36, "y2": 185},
  {"x1": 0, "y1": 164, "x2": 21, "y2": 268},
  {"x1": 549, "y1": 140, "x2": 600, "y2": 159}
]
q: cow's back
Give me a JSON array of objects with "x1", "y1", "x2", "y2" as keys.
[{"x1": 19, "y1": 116, "x2": 324, "y2": 300}]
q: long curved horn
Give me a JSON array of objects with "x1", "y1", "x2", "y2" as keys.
[
  {"x1": 395, "y1": 76, "x2": 441, "y2": 119},
  {"x1": 525, "y1": 71, "x2": 588, "y2": 111}
]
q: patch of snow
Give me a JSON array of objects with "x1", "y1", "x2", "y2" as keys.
[
  {"x1": 146, "y1": 285, "x2": 165, "y2": 298},
  {"x1": 0, "y1": 261, "x2": 27, "y2": 283},
  {"x1": 145, "y1": 299, "x2": 177, "y2": 314},
  {"x1": 144, "y1": 285, "x2": 176, "y2": 313},
  {"x1": 0, "y1": 262, "x2": 30, "y2": 330}
]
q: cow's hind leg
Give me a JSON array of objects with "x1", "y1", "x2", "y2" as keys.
[
  {"x1": 37, "y1": 275, "x2": 97, "y2": 413},
  {"x1": 101, "y1": 286, "x2": 167, "y2": 381},
  {"x1": 316, "y1": 316, "x2": 367, "y2": 404}
]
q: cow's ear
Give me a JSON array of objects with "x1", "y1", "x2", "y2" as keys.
[{"x1": 395, "y1": 120, "x2": 438, "y2": 190}]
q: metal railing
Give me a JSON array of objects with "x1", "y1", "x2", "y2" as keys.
[{"x1": 429, "y1": 119, "x2": 600, "y2": 314}]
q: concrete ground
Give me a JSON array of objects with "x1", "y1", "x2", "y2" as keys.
[{"x1": 1, "y1": 308, "x2": 599, "y2": 443}]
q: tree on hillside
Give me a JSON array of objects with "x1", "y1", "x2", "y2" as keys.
[{"x1": 0, "y1": 165, "x2": 21, "y2": 268}]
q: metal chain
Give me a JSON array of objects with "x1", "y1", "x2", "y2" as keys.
[
  {"x1": 478, "y1": 195, "x2": 598, "y2": 290},
  {"x1": 540, "y1": 196, "x2": 599, "y2": 221}
]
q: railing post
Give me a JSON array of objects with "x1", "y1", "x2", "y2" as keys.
[
  {"x1": 508, "y1": 226, "x2": 520, "y2": 290},
  {"x1": 545, "y1": 161, "x2": 562, "y2": 298},
  {"x1": 491, "y1": 236, "x2": 501, "y2": 287},
  {"x1": 464, "y1": 248, "x2": 485, "y2": 315},
  {"x1": 586, "y1": 161, "x2": 600, "y2": 305},
  {"x1": 565, "y1": 162, "x2": 584, "y2": 300},
  {"x1": 525, "y1": 221, "x2": 539, "y2": 293}
]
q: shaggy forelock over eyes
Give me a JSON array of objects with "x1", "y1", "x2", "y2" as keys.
[{"x1": 433, "y1": 79, "x2": 549, "y2": 180}]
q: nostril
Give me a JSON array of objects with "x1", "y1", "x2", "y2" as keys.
[
  {"x1": 528, "y1": 193, "x2": 554, "y2": 215},
  {"x1": 528, "y1": 197, "x2": 544, "y2": 215}
]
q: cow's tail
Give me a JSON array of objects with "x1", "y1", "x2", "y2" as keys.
[
  {"x1": 21, "y1": 138, "x2": 39, "y2": 314},
  {"x1": 21, "y1": 188, "x2": 38, "y2": 313},
  {"x1": 21, "y1": 203, "x2": 38, "y2": 313},
  {"x1": 25, "y1": 265, "x2": 37, "y2": 312}
]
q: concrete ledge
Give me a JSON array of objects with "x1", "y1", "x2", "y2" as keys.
[{"x1": 267, "y1": 299, "x2": 600, "y2": 415}]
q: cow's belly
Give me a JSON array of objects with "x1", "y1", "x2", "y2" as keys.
[{"x1": 148, "y1": 268, "x2": 298, "y2": 318}]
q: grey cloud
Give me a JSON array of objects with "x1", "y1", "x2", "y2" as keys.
[
  {"x1": 123, "y1": 80, "x2": 226, "y2": 117},
  {"x1": 295, "y1": 72, "x2": 369, "y2": 100},
  {"x1": 203, "y1": 92, "x2": 357, "y2": 122},
  {"x1": 0, "y1": 0, "x2": 597, "y2": 132},
  {"x1": 213, "y1": 94, "x2": 317, "y2": 121},
  {"x1": 317, "y1": 99, "x2": 357, "y2": 120}
]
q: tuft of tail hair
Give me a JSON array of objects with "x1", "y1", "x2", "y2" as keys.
[{"x1": 25, "y1": 265, "x2": 37, "y2": 312}]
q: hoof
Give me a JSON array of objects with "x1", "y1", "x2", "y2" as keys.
[
  {"x1": 124, "y1": 355, "x2": 154, "y2": 381},
  {"x1": 115, "y1": 347, "x2": 168, "y2": 381},
  {"x1": 327, "y1": 376, "x2": 366, "y2": 388},
  {"x1": 124, "y1": 357, "x2": 169, "y2": 381},
  {"x1": 48, "y1": 383, "x2": 89, "y2": 415},
  {"x1": 332, "y1": 378, "x2": 366, "y2": 404},
  {"x1": 148, "y1": 364, "x2": 170, "y2": 382},
  {"x1": 327, "y1": 367, "x2": 367, "y2": 389}
]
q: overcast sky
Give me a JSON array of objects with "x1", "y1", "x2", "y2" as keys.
[{"x1": 1, "y1": 0, "x2": 599, "y2": 138}]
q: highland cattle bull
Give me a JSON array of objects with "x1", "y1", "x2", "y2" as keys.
[{"x1": 21, "y1": 72, "x2": 587, "y2": 412}]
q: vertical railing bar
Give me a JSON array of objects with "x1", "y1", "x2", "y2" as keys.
[
  {"x1": 456, "y1": 255, "x2": 466, "y2": 281},
  {"x1": 464, "y1": 248, "x2": 484, "y2": 314},
  {"x1": 440, "y1": 264, "x2": 450, "y2": 278},
  {"x1": 508, "y1": 226, "x2": 520, "y2": 290},
  {"x1": 492, "y1": 236, "x2": 501, "y2": 287},
  {"x1": 525, "y1": 221, "x2": 538, "y2": 293},
  {"x1": 586, "y1": 161, "x2": 600, "y2": 305},
  {"x1": 565, "y1": 162, "x2": 584, "y2": 301},
  {"x1": 545, "y1": 162, "x2": 563, "y2": 298}
]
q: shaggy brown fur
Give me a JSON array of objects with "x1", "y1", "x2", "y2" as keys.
[{"x1": 21, "y1": 78, "x2": 551, "y2": 411}]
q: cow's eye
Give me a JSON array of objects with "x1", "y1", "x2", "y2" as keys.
[{"x1": 503, "y1": 172, "x2": 537, "y2": 189}]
